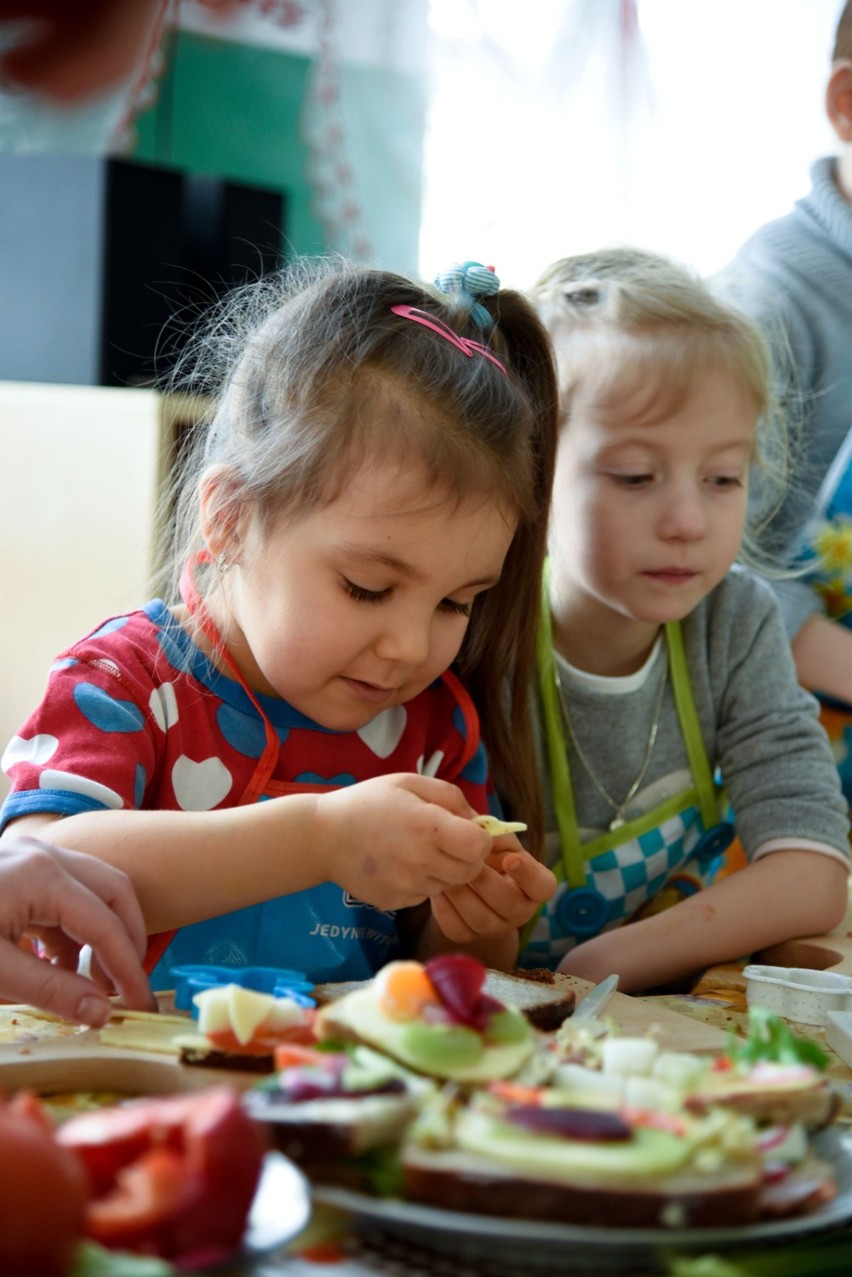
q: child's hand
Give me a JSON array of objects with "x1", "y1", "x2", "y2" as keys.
[
  {"x1": 429, "y1": 841, "x2": 557, "y2": 945},
  {"x1": 312, "y1": 774, "x2": 494, "y2": 911}
]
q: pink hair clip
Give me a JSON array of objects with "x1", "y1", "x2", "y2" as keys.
[{"x1": 391, "y1": 305, "x2": 508, "y2": 375}]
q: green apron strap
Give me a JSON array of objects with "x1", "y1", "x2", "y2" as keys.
[
  {"x1": 664, "y1": 620, "x2": 719, "y2": 829},
  {"x1": 537, "y1": 564, "x2": 587, "y2": 888},
  {"x1": 536, "y1": 574, "x2": 723, "y2": 896}
]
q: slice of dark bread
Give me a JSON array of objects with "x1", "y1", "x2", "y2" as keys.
[
  {"x1": 485, "y1": 969, "x2": 576, "y2": 1031},
  {"x1": 313, "y1": 967, "x2": 576, "y2": 1032},
  {"x1": 402, "y1": 1143, "x2": 763, "y2": 1228},
  {"x1": 244, "y1": 1088, "x2": 420, "y2": 1163},
  {"x1": 178, "y1": 1042, "x2": 276, "y2": 1073},
  {"x1": 685, "y1": 1073, "x2": 841, "y2": 1131}
]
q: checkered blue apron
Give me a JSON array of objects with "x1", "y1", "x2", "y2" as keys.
[
  {"x1": 521, "y1": 791, "x2": 730, "y2": 969},
  {"x1": 523, "y1": 575, "x2": 732, "y2": 970}
]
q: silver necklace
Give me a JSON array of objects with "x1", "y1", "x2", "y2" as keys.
[{"x1": 553, "y1": 649, "x2": 668, "y2": 831}]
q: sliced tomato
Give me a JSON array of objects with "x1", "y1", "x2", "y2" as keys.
[
  {"x1": 85, "y1": 1146, "x2": 191, "y2": 1244},
  {"x1": 59, "y1": 1087, "x2": 266, "y2": 1262},
  {"x1": 0, "y1": 1093, "x2": 89, "y2": 1277},
  {"x1": 487, "y1": 1080, "x2": 544, "y2": 1105},
  {"x1": 273, "y1": 1042, "x2": 332, "y2": 1071},
  {"x1": 621, "y1": 1105, "x2": 689, "y2": 1135},
  {"x1": 57, "y1": 1096, "x2": 188, "y2": 1195},
  {"x1": 204, "y1": 1015, "x2": 319, "y2": 1057},
  {"x1": 205, "y1": 1029, "x2": 280, "y2": 1056},
  {"x1": 9, "y1": 1087, "x2": 55, "y2": 1134}
]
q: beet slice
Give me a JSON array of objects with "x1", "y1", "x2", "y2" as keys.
[
  {"x1": 505, "y1": 1104, "x2": 633, "y2": 1142},
  {"x1": 424, "y1": 955, "x2": 489, "y2": 1025}
]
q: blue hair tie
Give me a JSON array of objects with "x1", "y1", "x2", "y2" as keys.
[{"x1": 434, "y1": 261, "x2": 500, "y2": 332}]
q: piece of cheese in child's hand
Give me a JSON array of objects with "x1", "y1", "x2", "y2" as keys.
[{"x1": 473, "y1": 815, "x2": 528, "y2": 836}]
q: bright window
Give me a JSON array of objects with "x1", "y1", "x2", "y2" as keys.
[{"x1": 421, "y1": 0, "x2": 841, "y2": 286}]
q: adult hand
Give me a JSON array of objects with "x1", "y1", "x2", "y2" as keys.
[{"x1": 0, "y1": 834, "x2": 155, "y2": 1025}]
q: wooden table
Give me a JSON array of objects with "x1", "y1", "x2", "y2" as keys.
[{"x1": 649, "y1": 918, "x2": 852, "y2": 1105}]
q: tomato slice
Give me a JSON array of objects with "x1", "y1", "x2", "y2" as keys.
[
  {"x1": 205, "y1": 1018, "x2": 319, "y2": 1056},
  {"x1": 487, "y1": 1080, "x2": 544, "y2": 1106},
  {"x1": 273, "y1": 1042, "x2": 331, "y2": 1071},
  {"x1": 58, "y1": 1088, "x2": 265, "y2": 1262},
  {"x1": 57, "y1": 1098, "x2": 187, "y2": 1195},
  {"x1": 84, "y1": 1147, "x2": 191, "y2": 1243},
  {"x1": 205, "y1": 1029, "x2": 279, "y2": 1056},
  {"x1": 8, "y1": 1089, "x2": 55, "y2": 1135}
]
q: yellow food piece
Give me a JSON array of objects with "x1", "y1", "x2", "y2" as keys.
[{"x1": 473, "y1": 815, "x2": 527, "y2": 836}]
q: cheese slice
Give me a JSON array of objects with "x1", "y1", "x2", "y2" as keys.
[
  {"x1": 98, "y1": 1011, "x2": 190, "y2": 1055},
  {"x1": 474, "y1": 815, "x2": 528, "y2": 836},
  {"x1": 194, "y1": 984, "x2": 305, "y2": 1046}
]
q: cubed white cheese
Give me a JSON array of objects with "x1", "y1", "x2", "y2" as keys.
[{"x1": 601, "y1": 1037, "x2": 659, "y2": 1076}]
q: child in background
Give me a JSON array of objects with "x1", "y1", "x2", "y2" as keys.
[
  {"x1": 523, "y1": 247, "x2": 849, "y2": 993},
  {"x1": 0, "y1": 259, "x2": 558, "y2": 988},
  {"x1": 712, "y1": 0, "x2": 852, "y2": 776}
]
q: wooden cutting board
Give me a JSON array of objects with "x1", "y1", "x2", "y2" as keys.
[
  {"x1": 537, "y1": 973, "x2": 729, "y2": 1053},
  {"x1": 0, "y1": 1004, "x2": 262, "y2": 1097}
]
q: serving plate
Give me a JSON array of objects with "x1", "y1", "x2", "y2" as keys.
[
  {"x1": 311, "y1": 1127, "x2": 852, "y2": 1271},
  {"x1": 238, "y1": 1152, "x2": 312, "y2": 1262}
]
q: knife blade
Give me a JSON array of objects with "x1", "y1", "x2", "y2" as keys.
[{"x1": 571, "y1": 973, "x2": 619, "y2": 1024}]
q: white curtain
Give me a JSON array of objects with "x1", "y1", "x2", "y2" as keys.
[{"x1": 421, "y1": 0, "x2": 841, "y2": 287}]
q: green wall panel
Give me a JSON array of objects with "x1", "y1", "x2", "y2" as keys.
[
  {"x1": 133, "y1": 33, "x2": 326, "y2": 257},
  {"x1": 131, "y1": 32, "x2": 425, "y2": 272}
]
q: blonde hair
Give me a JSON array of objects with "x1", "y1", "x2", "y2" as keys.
[
  {"x1": 833, "y1": 0, "x2": 852, "y2": 61},
  {"x1": 162, "y1": 256, "x2": 559, "y2": 857},
  {"x1": 529, "y1": 247, "x2": 789, "y2": 568}
]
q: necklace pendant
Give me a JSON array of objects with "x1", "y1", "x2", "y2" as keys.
[{"x1": 609, "y1": 814, "x2": 626, "y2": 831}]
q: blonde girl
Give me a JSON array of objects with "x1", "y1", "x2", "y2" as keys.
[
  {"x1": 1, "y1": 259, "x2": 558, "y2": 987},
  {"x1": 524, "y1": 247, "x2": 849, "y2": 992}
]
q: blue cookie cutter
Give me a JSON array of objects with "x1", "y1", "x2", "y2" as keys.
[{"x1": 171, "y1": 964, "x2": 316, "y2": 1016}]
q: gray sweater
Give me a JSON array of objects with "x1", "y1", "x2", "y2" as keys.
[
  {"x1": 539, "y1": 567, "x2": 850, "y2": 872},
  {"x1": 712, "y1": 157, "x2": 852, "y2": 639}
]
